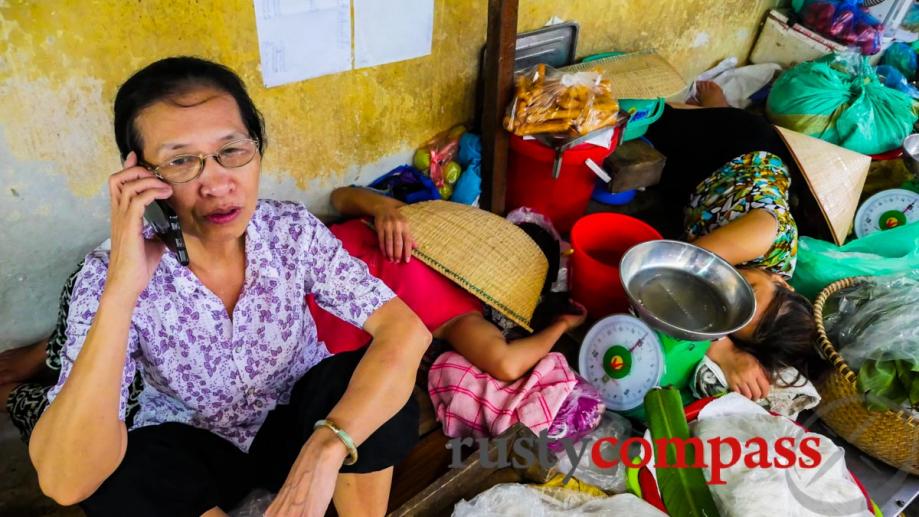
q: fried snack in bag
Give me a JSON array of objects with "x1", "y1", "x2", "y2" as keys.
[{"x1": 503, "y1": 64, "x2": 620, "y2": 137}]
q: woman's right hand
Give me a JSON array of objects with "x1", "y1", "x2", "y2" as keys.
[
  {"x1": 721, "y1": 346, "x2": 771, "y2": 401},
  {"x1": 105, "y1": 152, "x2": 173, "y2": 298},
  {"x1": 373, "y1": 204, "x2": 415, "y2": 263},
  {"x1": 555, "y1": 301, "x2": 588, "y2": 331}
]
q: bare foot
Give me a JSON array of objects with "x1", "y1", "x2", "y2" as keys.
[
  {"x1": 0, "y1": 339, "x2": 50, "y2": 385},
  {"x1": 690, "y1": 80, "x2": 730, "y2": 108}
]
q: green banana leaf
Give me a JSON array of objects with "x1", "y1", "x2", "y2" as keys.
[
  {"x1": 910, "y1": 376, "x2": 919, "y2": 408},
  {"x1": 645, "y1": 387, "x2": 721, "y2": 517},
  {"x1": 858, "y1": 360, "x2": 908, "y2": 411},
  {"x1": 897, "y1": 360, "x2": 919, "y2": 407}
]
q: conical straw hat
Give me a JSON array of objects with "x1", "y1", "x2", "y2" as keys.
[
  {"x1": 400, "y1": 200, "x2": 548, "y2": 331},
  {"x1": 775, "y1": 126, "x2": 871, "y2": 246}
]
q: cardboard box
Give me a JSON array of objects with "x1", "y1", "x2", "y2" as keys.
[{"x1": 750, "y1": 10, "x2": 847, "y2": 68}]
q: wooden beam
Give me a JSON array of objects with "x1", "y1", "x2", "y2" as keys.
[
  {"x1": 389, "y1": 424, "x2": 544, "y2": 516},
  {"x1": 480, "y1": 0, "x2": 518, "y2": 214}
]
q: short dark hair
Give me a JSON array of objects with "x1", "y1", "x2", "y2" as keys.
[
  {"x1": 516, "y1": 222, "x2": 560, "y2": 295},
  {"x1": 733, "y1": 284, "x2": 827, "y2": 385},
  {"x1": 516, "y1": 222, "x2": 576, "y2": 333},
  {"x1": 113, "y1": 56, "x2": 265, "y2": 161}
]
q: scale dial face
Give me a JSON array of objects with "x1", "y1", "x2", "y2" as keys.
[
  {"x1": 578, "y1": 314, "x2": 664, "y2": 411},
  {"x1": 855, "y1": 189, "x2": 919, "y2": 238}
]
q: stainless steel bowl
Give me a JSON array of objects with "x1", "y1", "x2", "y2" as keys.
[
  {"x1": 619, "y1": 240, "x2": 755, "y2": 341},
  {"x1": 903, "y1": 133, "x2": 919, "y2": 177}
]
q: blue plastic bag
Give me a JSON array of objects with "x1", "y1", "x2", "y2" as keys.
[
  {"x1": 880, "y1": 42, "x2": 918, "y2": 80},
  {"x1": 456, "y1": 132, "x2": 482, "y2": 168},
  {"x1": 876, "y1": 65, "x2": 919, "y2": 99},
  {"x1": 366, "y1": 165, "x2": 441, "y2": 204},
  {"x1": 451, "y1": 133, "x2": 482, "y2": 205}
]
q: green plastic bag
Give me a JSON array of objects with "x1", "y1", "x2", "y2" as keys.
[
  {"x1": 767, "y1": 53, "x2": 917, "y2": 155},
  {"x1": 790, "y1": 221, "x2": 919, "y2": 300}
]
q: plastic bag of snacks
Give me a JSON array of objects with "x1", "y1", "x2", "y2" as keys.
[
  {"x1": 412, "y1": 125, "x2": 466, "y2": 199},
  {"x1": 503, "y1": 64, "x2": 620, "y2": 137}
]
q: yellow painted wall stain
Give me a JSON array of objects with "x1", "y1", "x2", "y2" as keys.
[{"x1": 0, "y1": 0, "x2": 778, "y2": 197}]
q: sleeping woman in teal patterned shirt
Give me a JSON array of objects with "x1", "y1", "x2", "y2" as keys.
[
  {"x1": 683, "y1": 150, "x2": 820, "y2": 403},
  {"x1": 646, "y1": 84, "x2": 825, "y2": 404}
]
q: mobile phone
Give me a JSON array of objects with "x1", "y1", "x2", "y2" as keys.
[{"x1": 144, "y1": 200, "x2": 190, "y2": 266}]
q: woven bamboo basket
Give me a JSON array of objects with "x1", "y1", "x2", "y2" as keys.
[{"x1": 813, "y1": 277, "x2": 919, "y2": 475}]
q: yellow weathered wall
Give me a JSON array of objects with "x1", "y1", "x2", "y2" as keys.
[
  {"x1": 2, "y1": 0, "x2": 780, "y2": 192},
  {"x1": 0, "y1": 0, "x2": 780, "y2": 346},
  {"x1": 520, "y1": 1, "x2": 784, "y2": 75}
]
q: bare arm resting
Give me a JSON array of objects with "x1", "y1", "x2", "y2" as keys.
[
  {"x1": 437, "y1": 309, "x2": 585, "y2": 383},
  {"x1": 331, "y1": 187, "x2": 415, "y2": 263},
  {"x1": 690, "y1": 208, "x2": 778, "y2": 266},
  {"x1": 30, "y1": 153, "x2": 172, "y2": 505},
  {"x1": 267, "y1": 297, "x2": 431, "y2": 515}
]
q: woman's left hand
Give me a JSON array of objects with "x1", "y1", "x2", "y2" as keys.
[
  {"x1": 374, "y1": 205, "x2": 416, "y2": 263},
  {"x1": 266, "y1": 428, "x2": 347, "y2": 517}
]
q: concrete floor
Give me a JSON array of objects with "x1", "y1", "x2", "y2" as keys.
[{"x1": 0, "y1": 416, "x2": 81, "y2": 517}]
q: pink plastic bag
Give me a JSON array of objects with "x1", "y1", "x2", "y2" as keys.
[
  {"x1": 800, "y1": 0, "x2": 882, "y2": 55},
  {"x1": 546, "y1": 374, "x2": 605, "y2": 453}
]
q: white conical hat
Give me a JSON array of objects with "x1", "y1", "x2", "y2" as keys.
[{"x1": 775, "y1": 126, "x2": 871, "y2": 246}]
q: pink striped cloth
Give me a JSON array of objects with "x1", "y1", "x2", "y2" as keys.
[{"x1": 428, "y1": 351, "x2": 578, "y2": 438}]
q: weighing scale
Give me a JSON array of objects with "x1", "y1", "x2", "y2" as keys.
[
  {"x1": 854, "y1": 188, "x2": 919, "y2": 238},
  {"x1": 578, "y1": 314, "x2": 710, "y2": 420}
]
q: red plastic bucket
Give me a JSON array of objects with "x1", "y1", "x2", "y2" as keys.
[
  {"x1": 506, "y1": 134, "x2": 618, "y2": 233},
  {"x1": 569, "y1": 213, "x2": 662, "y2": 319}
]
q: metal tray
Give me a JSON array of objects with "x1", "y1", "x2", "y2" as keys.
[
  {"x1": 479, "y1": 22, "x2": 579, "y2": 76},
  {"x1": 512, "y1": 22, "x2": 579, "y2": 73}
]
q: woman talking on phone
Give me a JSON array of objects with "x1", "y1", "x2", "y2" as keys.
[{"x1": 28, "y1": 57, "x2": 430, "y2": 517}]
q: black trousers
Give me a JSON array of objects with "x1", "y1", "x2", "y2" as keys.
[
  {"x1": 80, "y1": 350, "x2": 419, "y2": 517},
  {"x1": 644, "y1": 105, "x2": 832, "y2": 241}
]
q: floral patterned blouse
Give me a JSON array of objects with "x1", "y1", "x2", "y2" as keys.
[
  {"x1": 47, "y1": 200, "x2": 395, "y2": 451},
  {"x1": 684, "y1": 151, "x2": 798, "y2": 278}
]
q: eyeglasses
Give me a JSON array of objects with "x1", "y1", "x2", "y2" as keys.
[{"x1": 141, "y1": 138, "x2": 260, "y2": 184}]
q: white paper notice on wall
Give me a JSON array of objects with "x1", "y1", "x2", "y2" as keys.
[
  {"x1": 254, "y1": 0, "x2": 352, "y2": 87},
  {"x1": 353, "y1": 0, "x2": 434, "y2": 69}
]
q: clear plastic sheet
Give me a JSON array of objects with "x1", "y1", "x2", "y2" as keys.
[
  {"x1": 552, "y1": 411, "x2": 631, "y2": 493},
  {"x1": 825, "y1": 272, "x2": 919, "y2": 412},
  {"x1": 506, "y1": 207, "x2": 562, "y2": 243},
  {"x1": 453, "y1": 484, "x2": 666, "y2": 517},
  {"x1": 503, "y1": 64, "x2": 620, "y2": 137},
  {"x1": 825, "y1": 272, "x2": 919, "y2": 369},
  {"x1": 229, "y1": 489, "x2": 274, "y2": 517}
]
